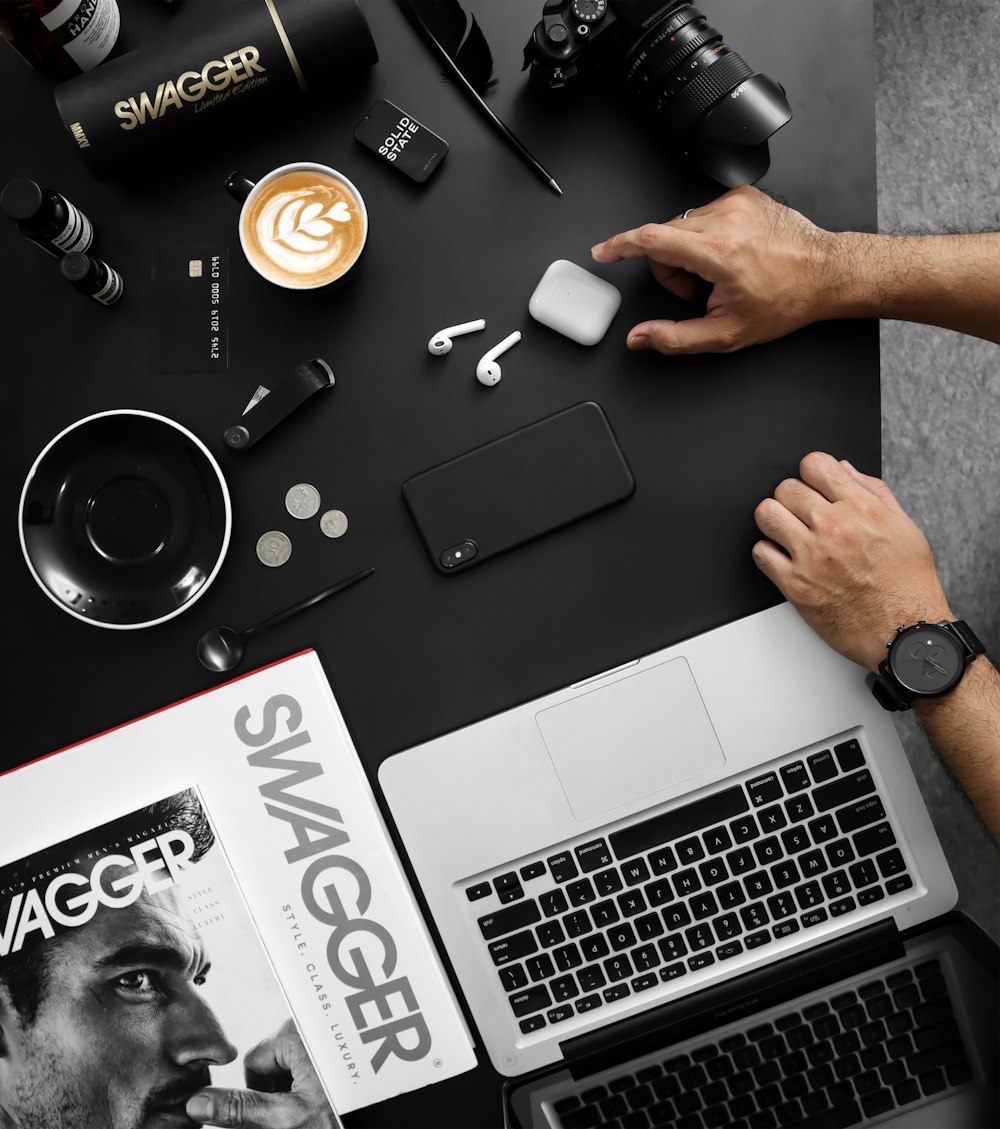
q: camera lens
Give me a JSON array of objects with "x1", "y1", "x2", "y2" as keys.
[
  {"x1": 523, "y1": 0, "x2": 792, "y2": 185},
  {"x1": 627, "y1": 5, "x2": 713, "y2": 89},
  {"x1": 624, "y1": 5, "x2": 751, "y2": 136}
]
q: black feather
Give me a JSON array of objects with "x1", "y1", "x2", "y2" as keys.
[
  {"x1": 395, "y1": 0, "x2": 561, "y2": 193},
  {"x1": 396, "y1": 0, "x2": 495, "y2": 95}
]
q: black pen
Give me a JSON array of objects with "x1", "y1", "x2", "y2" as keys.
[{"x1": 397, "y1": 0, "x2": 562, "y2": 196}]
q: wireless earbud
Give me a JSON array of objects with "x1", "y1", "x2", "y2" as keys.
[
  {"x1": 427, "y1": 318, "x2": 486, "y2": 356},
  {"x1": 476, "y1": 331, "x2": 521, "y2": 387}
]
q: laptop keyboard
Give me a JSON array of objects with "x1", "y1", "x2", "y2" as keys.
[
  {"x1": 548, "y1": 956, "x2": 972, "y2": 1128},
  {"x1": 468, "y1": 735, "x2": 916, "y2": 1037}
]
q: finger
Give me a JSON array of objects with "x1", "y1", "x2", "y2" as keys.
[
  {"x1": 751, "y1": 538, "x2": 793, "y2": 589},
  {"x1": 244, "y1": 1035, "x2": 284, "y2": 1076},
  {"x1": 187, "y1": 1088, "x2": 303, "y2": 1129},
  {"x1": 245, "y1": 1035, "x2": 313, "y2": 1089},
  {"x1": 797, "y1": 451, "x2": 869, "y2": 503},
  {"x1": 592, "y1": 224, "x2": 720, "y2": 280},
  {"x1": 675, "y1": 214, "x2": 715, "y2": 236},
  {"x1": 244, "y1": 1022, "x2": 329, "y2": 1111},
  {"x1": 753, "y1": 497, "x2": 808, "y2": 554},
  {"x1": 667, "y1": 211, "x2": 706, "y2": 230},
  {"x1": 592, "y1": 223, "x2": 708, "y2": 266},
  {"x1": 649, "y1": 260, "x2": 701, "y2": 300},
  {"x1": 773, "y1": 477, "x2": 829, "y2": 528},
  {"x1": 840, "y1": 459, "x2": 908, "y2": 515},
  {"x1": 626, "y1": 312, "x2": 743, "y2": 355}
]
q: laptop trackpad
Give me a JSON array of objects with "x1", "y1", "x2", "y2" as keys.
[{"x1": 536, "y1": 657, "x2": 726, "y2": 822}]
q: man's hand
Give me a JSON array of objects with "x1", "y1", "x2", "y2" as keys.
[
  {"x1": 186, "y1": 1020, "x2": 338, "y2": 1129},
  {"x1": 591, "y1": 185, "x2": 838, "y2": 355},
  {"x1": 751, "y1": 452, "x2": 953, "y2": 672},
  {"x1": 592, "y1": 186, "x2": 1000, "y2": 351}
]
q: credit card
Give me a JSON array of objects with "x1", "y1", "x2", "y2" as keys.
[{"x1": 150, "y1": 246, "x2": 228, "y2": 371}]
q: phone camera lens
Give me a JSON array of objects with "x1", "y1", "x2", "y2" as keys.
[{"x1": 439, "y1": 540, "x2": 479, "y2": 569}]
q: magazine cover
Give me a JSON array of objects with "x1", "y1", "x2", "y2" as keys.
[
  {"x1": 0, "y1": 786, "x2": 340, "y2": 1129},
  {"x1": 0, "y1": 651, "x2": 476, "y2": 1115}
]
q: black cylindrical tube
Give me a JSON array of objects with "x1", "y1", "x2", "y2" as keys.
[{"x1": 53, "y1": 0, "x2": 378, "y2": 178}]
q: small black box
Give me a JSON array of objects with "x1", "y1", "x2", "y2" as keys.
[{"x1": 355, "y1": 100, "x2": 449, "y2": 183}]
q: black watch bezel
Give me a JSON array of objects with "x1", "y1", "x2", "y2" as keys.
[{"x1": 868, "y1": 619, "x2": 985, "y2": 712}]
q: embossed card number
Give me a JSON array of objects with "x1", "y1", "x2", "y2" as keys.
[{"x1": 150, "y1": 245, "x2": 229, "y2": 372}]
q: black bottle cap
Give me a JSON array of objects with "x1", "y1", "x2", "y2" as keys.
[
  {"x1": 60, "y1": 252, "x2": 93, "y2": 281},
  {"x1": 1, "y1": 178, "x2": 44, "y2": 221},
  {"x1": 224, "y1": 425, "x2": 250, "y2": 450}
]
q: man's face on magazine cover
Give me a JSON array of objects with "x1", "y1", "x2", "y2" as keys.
[{"x1": 0, "y1": 885, "x2": 238, "y2": 1129}]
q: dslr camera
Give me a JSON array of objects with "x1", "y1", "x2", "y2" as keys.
[{"x1": 523, "y1": 0, "x2": 792, "y2": 186}]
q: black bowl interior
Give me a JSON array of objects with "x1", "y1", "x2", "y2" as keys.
[{"x1": 20, "y1": 413, "x2": 229, "y2": 627}]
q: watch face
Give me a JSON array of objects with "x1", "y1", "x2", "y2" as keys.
[{"x1": 888, "y1": 624, "x2": 963, "y2": 695}]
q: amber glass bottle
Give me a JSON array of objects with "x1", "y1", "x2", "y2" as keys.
[{"x1": 0, "y1": 0, "x2": 120, "y2": 80}]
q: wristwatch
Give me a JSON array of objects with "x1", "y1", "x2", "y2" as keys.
[{"x1": 867, "y1": 619, "x2": 985, "y2": 711}]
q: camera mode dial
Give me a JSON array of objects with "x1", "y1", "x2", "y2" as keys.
[{"x1": 571, "y1": 0, "x2": 607, "y2": 22}]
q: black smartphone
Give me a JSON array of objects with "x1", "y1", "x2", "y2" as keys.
[{"x1": 402, "y1": 401, "x2": 635, "y2": 574}]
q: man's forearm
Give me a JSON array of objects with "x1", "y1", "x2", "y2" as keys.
[
  {"x1": 819, "y1": 232, "x2": 1000, "y2": 343},
  {"x1": 913, "y1": 655, "x2": 1000, "y2": 838}
]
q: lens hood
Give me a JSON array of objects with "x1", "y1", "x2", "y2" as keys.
[
  {"x1": 523, "y1": 1, "x2": 793, "y2": 186},
  {"x1": 694, "y1": 73, "x2": 792, "y2": 147},
  {"x1": 688, "y1": 73, "x2": 792, "y2": 186}
]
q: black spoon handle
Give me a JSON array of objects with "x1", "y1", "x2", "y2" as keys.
[{"x1": 244, "y1": 567, "x2": 375, "y2": 639}]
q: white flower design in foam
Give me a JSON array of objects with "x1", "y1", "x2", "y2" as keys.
[{"x1": 257, "y1": 186, "x2": 353, "y2": 277}]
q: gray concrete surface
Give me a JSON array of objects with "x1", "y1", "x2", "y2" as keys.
[{"x1": 873, "y1": 0, "x2": 999, "y2": 939}]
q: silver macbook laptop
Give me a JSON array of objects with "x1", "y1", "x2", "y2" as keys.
[{"x1": 379, "y1": 602, "x2": 996, "y2": 1126}]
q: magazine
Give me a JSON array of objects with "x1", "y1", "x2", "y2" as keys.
[
  {"x1": 0, "y1": 786, "x2": 342, "y2": 1128},
  {"x1": 0, "y1": 651, "x2": 476, "y2": 1118}
]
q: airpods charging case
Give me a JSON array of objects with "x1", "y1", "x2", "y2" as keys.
[{"x1": 528, "y1": 259, "x2": 622, "y2": 346}]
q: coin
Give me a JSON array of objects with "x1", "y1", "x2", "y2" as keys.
[
  {"x1": 285, "y1": 483, "x2": 320, "y2": 520},
  {"x1": 256, "y1": 531, "x2": 292, "y2": 567},
  {"x1": 320, "y1": 509, "x2": 349, "y2": 538}
]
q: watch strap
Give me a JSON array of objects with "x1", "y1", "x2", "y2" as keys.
[
  {"x1": 945, "y1": 619, "x2": 986, "y2": 659},
  {"x1": 867, "y1": 666, "x2": 911, "y2": 712}
]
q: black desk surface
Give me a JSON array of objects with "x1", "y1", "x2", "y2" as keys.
[{"x1": 1, "y1": 2, "x2": 878, "y2": 1125}]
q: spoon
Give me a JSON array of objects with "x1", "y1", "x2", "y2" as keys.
[{"x1": 196, "y1": 567, "x2": 375, "y2": 673}]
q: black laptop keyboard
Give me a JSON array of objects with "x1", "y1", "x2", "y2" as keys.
[
  {"x1": 549, "y1": 957, "x2": 972, "y2": 1129},
  {"x1": 468, "y1": 736, "x2": 916, "y2": 1036}
]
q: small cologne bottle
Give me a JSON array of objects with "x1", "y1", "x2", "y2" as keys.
[
  {"x1": 1, "y1": 177, "x2": 94, "y2": 257},
  {"x1": 0, "y1": 0, "x2": 121, "y2": 80},
  {"x1": 60, "y1": 250, "x2": 123, "y2": 305}
]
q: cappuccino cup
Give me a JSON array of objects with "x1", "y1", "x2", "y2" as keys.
[{"x1": 225, "y1": 163, "x2": 367, "y2": 290}]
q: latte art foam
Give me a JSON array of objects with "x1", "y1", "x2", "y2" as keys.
[{"x1": 241, "y1": 168, "x2": 366, "y2": 288}]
